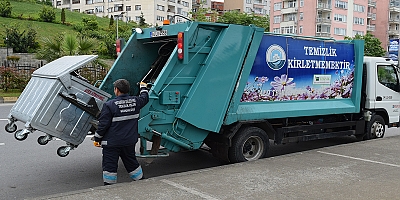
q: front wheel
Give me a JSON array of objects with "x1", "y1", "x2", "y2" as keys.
[
  {"x1": 228, "y1": 127, "x2": 269, "y2": 163},
  {"x1": 365, "y1": 115, "x2": 385, "y2": 140},
  {"x1": 14, "y1": 129, "x2": 28, "y2": 141}
]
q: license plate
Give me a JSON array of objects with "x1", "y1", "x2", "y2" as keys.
[{"x1": 150, "y1": 30, "x2": 168, "y2": 37}]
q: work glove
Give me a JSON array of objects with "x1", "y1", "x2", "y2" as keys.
[
  {"x1": 91, "y1": 136, "x2": 101, "y2": 147},
  {"x1": 93, "y1": 141, "x2": 101, "y2": 147},
  {"x1": 140, "y1": 82, "x2": 147, "y2": 89}
]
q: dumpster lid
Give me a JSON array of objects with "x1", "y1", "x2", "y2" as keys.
[{"x1": 33, "y1": 55, "x2": 98, "y2": 78}]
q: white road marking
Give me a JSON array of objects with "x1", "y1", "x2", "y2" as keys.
[
  {"x1": 0, "y1": 143, "x2": 5, "y2": 146},
  {"x1": 0, "y1": 119, "x2": 8, "y2": 121},
  {"x1": 160, "y1": 179, "x2": 219, "y2": 200},
  {"x1": 318, "y1": 151, "x2": 400, "y2": 168}
]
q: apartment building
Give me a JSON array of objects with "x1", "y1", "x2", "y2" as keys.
[
  {"x1": 224, "y1": 0, "x2": 270, "y2": 16},
  {"x1": 270, "y1": 0, "x2": 392, "y2": 49},
  {"x1": 53, "y1": 0, "x2": 193, "y2": 26}
]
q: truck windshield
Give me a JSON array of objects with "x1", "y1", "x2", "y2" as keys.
[{"x1": 377, "y1": 65, "x2": 400, "y2": 92}]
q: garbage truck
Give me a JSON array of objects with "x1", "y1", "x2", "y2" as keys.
[{"x1": 6, "y1": 21, "x2": 400, "y2": 162}]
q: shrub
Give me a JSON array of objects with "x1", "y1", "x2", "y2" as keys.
[
  {"x1": 39, "y1": 5, "x2": 55, "y2": 22},
  {"x1": 0, "y1": 0, "x2": 12, "y2": 17}
]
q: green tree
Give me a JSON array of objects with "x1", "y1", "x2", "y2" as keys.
[
  {"x1": 109, "y1": 15, "x2": 114, "y2": 28},
  {"x1": 39, "y1": 5, "x2": 56, "y2": 22},
  {"x1": 139, "y1": 12, "x2": 148, "y2": 28},
  {"x1": 190, "y1": 1, "x2": 218, "y2": 22},
  {"x1": 217, "y1": 10, "x2": 270, "y2": 30},
  {"x1": 3, "y1": 24, "x2": 39, "y2": 53},
  {"x1": 0, "y1": 0, "x2": 12, "y2": 17},
  {"x1": 345, "y1": 32, "x2": 386, "y2": 57},
  {"x1": 61, "y1": 8, "x2": 66, "y2": 24}
]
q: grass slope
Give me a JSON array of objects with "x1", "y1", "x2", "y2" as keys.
[{"x1": 0, "y1": 0, "x2": 111, "y2": 45}]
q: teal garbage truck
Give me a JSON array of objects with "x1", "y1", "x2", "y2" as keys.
[
  {"x1": 97, "y1": 21, "x2": 400, "y2": 163},
  {"x1": 6, "y1": 21, "x2": 400, "y2": 162}
]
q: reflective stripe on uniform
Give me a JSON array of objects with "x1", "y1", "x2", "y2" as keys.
[
  {"x1": 103, "y1": 171, "x2": 117, "y2": 184},
  {"x1": 129, "y1": 165, "x2": 143, "y2": 181},
  {"x1": 140, "y1": 90, "x2": 148, "y2": 94},
  {"x1": 112, "y1": 114, "x2": 139, "y2": 122},
  {"x1": 94, "y1": 132, "x2": 103, "y2": 138}
]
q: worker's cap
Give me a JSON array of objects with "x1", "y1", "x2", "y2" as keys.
[{"x1": 113, "y1": 79, "x2": 130, "y2": 94}]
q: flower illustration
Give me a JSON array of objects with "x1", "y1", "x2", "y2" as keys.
[{"x1": 270, "y1": 74, "x2": 295, "y2": 91}]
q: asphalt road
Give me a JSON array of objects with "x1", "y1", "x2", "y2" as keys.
[{"x1": 0, "y1": 103, "x2": 399, "y2": 199}]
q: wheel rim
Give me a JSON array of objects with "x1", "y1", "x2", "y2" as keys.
[
  {"x1": 372, "y1": 122, "x2": 384, "y2": 138},
  {"x1": 242, "y1": 136, "x2": 264, "y2": 161}
]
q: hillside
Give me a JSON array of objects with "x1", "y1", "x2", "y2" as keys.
[{"x1": 0, "y1": 0, "x2": 112, "y2": 46}]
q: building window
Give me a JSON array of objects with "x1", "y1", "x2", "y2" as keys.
[
  {"x1": 246, "y1": 0, "x2": 251, "y2": 3},
  {"x1": 334, "y1": 14, "x2": 347, "y2": 22},
  {"x1": 334, "y1": 28, "x2": 346, "y2": 36},
  {"x1": 335, "y1": 0, "x2": 347, "y2": 9},
  {"x1": 246, "y1": 7, "x2": 252, "y2": 13},
  {"x1": 135, "y1": 16, "x2": 141, "y2": 21},
  {"x1": 281, "y1": 26, "x2": 295, "y2": 34},
  {"x1": 156, "y1": 16, "x2": 165, "y2": 21},
  {"x1": 354, "y1": 4, "x2": 365, "y2": 12},
  {"x1": 135, "y1": 5, "x2": 141, "y2": 10},
  {"x1": 274, "y1": 2, "x2": 282, "y2": 11},
  {"x1": 183, "y1": 1, "x2": 189, "y2": 7},
  {"x1": 299, "y1": 26, "x2": 303, "y2": 34},
  {"x1": 288, "y1": 1, "x2": 296, "y2": 8},
  {"x1": 353, "y1": 17, "x2": 364, "y2": 25},
  {"x1": 299, "y1": 12, "x2": 303, "y2": 20},
  {"x1": 95, "y1": 6, "x2": 104, "y2": 12},
  {"x1": 274, "y1": 15, "x2": 281, "y2": 24},
  {"x1": 73, "y1": 0, "x2": 80, "y2": 4},
  {"x1": 126, "y1": 6, "x2": 131, "y2": 11},
  {"x1": 157, "y1": 5, "x2": 165, "y2": 11},
  {"x1": 177, "y1": 8, "x2": 182, "y2": 14},
  {"x1": 273, "y1": 28, "x2": 280, "y2": 34},
  {"x1": 286, "y1": 13, "x2": 296, "y2": 21},
  {"x1": 353, "y1": 30, "x2": 364, "y2": 36},
  {"x1": 300, "y1": 0, "x2": 304, "y2": 7}
]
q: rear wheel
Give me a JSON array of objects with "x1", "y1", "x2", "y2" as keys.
[
  {"x1": 365, "y1": 115, "x2": 385, "y2": 140},
  {"x1": 228, "y1": 127, "x2": 269, "y2": 163}
]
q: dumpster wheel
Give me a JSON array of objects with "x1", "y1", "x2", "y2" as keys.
[
  {"x1": 14, "y1": 129, "x2": 28, "y2": 141},
  {"x1": 57, "y1": 146, "x2": 70, "y2": 157},
  {"x1": 5, "y1": 123, "x2": 17, "y2": 133},
  {"x1": 38, "y1": 135, "x2": 51, "y2": 145}
]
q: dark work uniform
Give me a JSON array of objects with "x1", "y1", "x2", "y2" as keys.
[{"x1": 94, "y1": 89, "x2": 149, "y2": 184}]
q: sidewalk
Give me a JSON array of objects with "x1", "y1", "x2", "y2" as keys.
[{"x1": 33, "y1": 135, "x2": 400, "y2": 200}]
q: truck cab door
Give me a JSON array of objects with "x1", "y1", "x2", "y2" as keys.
[{"x1": 375, "y1": 64, "x2": 400, "y2": 126}]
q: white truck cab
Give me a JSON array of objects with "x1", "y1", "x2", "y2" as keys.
[{"x1": 364, "y1": 56, "x2": 400, "y2": 128}]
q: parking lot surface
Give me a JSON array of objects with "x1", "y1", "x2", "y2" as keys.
[{"x1": 34, "y1": 135, "x2": 400, "y2": 200}]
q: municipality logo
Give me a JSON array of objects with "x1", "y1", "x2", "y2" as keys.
[{"x1": 266, "y1": 45, "x2": 286, "y2": 70}]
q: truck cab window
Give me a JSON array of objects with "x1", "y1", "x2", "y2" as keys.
[{"x1": 377, "y1": 65, "x2": 400, "y2": 92}]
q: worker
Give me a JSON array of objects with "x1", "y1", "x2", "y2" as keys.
[{"x1": 93, "y1": 79, "x2": 149, "y2": 185}]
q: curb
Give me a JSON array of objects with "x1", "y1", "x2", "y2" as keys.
[{"x1": 0, "y1": 97, "x2": 18, "y2": 103}]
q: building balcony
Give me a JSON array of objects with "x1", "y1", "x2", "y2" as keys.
[
  {"x1": 368, "y1": 0, "x2": 376, "y2": 7},
  {"x1": 389, "y1": 18, "x2": 400, "y2": 24},
  {"x1": 253, "y1": 0, "x2": 266, "y2": 5},
  {"x1": 390, "y1": 6, "x2": 400, "y2": 13},
  {"x1": 367, "y1": 25, "x2": 376, "y2": 31},
  {"x1": 280, "y1": 21, "x2": 297, "y2": 27},
  {"x1": 317, "y1": 3, "x2": 332, "y2": 12},
  {"x1": 315, "y1": 32, "x2": 331, "y2": 37},
  {"x1": 316, "y1": 18, "x2": 331, "y2": 24},
  {"x1": 367, "y1": 12, "x2": 376, "y2": 20},
  {"x1": 388, "y1": 29, "x2": 400, "y2": 36},
  {"x1": 281, "y1": 7, "x2": 297, "y2": 14}
]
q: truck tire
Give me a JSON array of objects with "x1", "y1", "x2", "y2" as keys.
[
  {"x1": 365, "y1": 115, "x2": 385, "y2": 139},
  {"x1": 228, "y1": 127, "x2": 269, "y2": 163}
]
